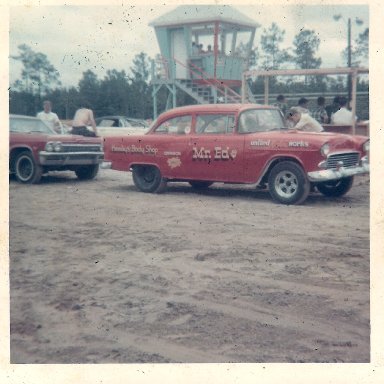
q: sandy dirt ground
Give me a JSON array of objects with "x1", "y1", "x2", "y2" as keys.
[{"x1": 9, "y1": 169, "x2": 370, "y2": 363}]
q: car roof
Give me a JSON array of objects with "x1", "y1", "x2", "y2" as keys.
[
  {"x1": 95, "y1": 116, "x2": 125, "y2": 120},
  {"x1": 157, "y1": 103, "x2": 277, "y2": 118},
  {"x1": 96, "y1": 115, "x2": 145, "y2": 120}
]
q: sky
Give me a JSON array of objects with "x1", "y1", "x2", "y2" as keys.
[{"x1": 7, "y1": 1, "x2": 370, "y2": 88}]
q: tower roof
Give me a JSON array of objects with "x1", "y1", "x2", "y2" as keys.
[{"x1": 149, "y1": 5, "x2": 259, "y2": 28}]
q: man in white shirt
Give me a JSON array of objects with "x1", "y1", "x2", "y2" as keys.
[
  {"x1": 331, "y1": 97, "x2": 356, "y2": 125},
  {"x1": 285, "y1": 107, "x2": 324, "y2": 132},
  {"x1": 36, "y1": 100, "x2": 61, "y2": 133}
]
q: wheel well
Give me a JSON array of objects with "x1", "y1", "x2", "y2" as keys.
[
  {"x1": 261, "y1": 157, "x2": 303, "y2": 184},
  {"x1": 9, "y1": 147, "x2": 32, "y2": 173}
]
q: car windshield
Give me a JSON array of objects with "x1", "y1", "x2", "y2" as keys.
[
  {"x1": 238, "y1": 109, "x2": 286, "y2": 133},
  {"x1": 96, "y1": 117, "x2": 148, "y2": 128},
  {"x1": 10, "y1": 117, "x2": 57, "y2": 134},
  {"x1": 126, "y1": 119, "x2": 149, "y2": 128},
  {"x1": 96, "y1": 118, "x2": 128, "y2": 127}
]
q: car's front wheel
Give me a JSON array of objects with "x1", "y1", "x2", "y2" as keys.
[
  {"x1": 14, "y1": 151, "x2": 42, "y2": 184},
  {"x1": 268, "y1": 161, "x2": 310, "y2": 205},
  {"x1": 132, "y1": 165, "x2": 166, "y2": 193},
  {"x1": 75, "y1": 164, "x2": 99, "y2": 180},
  {"x1": 316, "y1": 177, "x2": 354, "y2": 197}
]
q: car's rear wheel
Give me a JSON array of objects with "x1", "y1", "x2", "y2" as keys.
[
  {"x1": 14, "y1": 151, "x2": 42, "y2": 184},
  {"x1": 316, "y1": 177, "x2": 354, "y2": 197},
  {"x1": 189, "y1": 181, "x2": 213, "y2": 189},
  {"x1": 132, "y1": 165, "x2": 166, "y2": 193},
  {"x1": 268, "y1": 161, "x2": 310, "y2": 205},
  {"x1": 75, "y1": 164, "x2": 99, "y2": 180}
]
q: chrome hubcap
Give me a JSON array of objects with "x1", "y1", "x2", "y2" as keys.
[
  {"x1": 274, "y1": 170, "x2": 298, "y2": 198},
  {"x1": 17, "y1": 156, "x2": 33, "y2": 181}
]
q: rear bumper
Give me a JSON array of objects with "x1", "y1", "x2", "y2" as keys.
[
  {"x1": 307, "y1": 156, "x2": 369, "y2": 182},
  {"x1": 39, "y1": 151, "x2": 104, "y2": 166}
]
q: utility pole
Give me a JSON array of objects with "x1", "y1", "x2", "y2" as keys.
[
  {"x1": 333, "y1": 14, "x2": 363, "y2": 105},
  {"x1": 347, "y1": 18, "x2": 352, "y2": 103}
]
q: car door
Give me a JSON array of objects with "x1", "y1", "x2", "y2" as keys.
[
  {"x1": 147, "y1": 114, "x2": 192, "y2": 179},
  {"x1": 239, "y1": 108, "x2": 287, "y2": 182},
  {"x1": 187, "y1": 113, "x2": 245, "y2": 182}
]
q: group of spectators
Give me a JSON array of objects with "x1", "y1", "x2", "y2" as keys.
[
  {"x1": 36, "y1": 100, "x2": 98, "y2": 137},
  {"x1": 36, "y1": 94, "x2": 358, "y2": 137},
  {"x1": 274, "y1": 95, "x2": 357, "y2": 133},
  {"x1": 192, "y1": 42, "x2": 213, "y2": 55}
]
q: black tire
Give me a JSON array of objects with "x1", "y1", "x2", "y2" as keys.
[
  {"x1": 75, "y1": 164, "x2": 99, "y2": 180},
  {"x1": 14, "y1": 151, "x2": 42, "y2": 184},
  {"x1": 132, "y1": 165, "x2": 166, "y2": 193},
  {"x1": 189, "y1": 181, "x2": 213, "y2": 189},
  {"x1": 267, "y1": 161, "x2": 310, "y2": 205},
  {"x1": 316, "y1": 176, "x2": 354, "y2": 197}
]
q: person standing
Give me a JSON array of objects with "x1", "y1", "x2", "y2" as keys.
[
  {"x1": 297, "y1": 97, "x2": 310, "y2": 114},
  {"x1": 192, "y1": 42, "x2": 199, "y2": 55},
  {"x1": 325, "y1": 96, "x2": 340, "y2": 123},
  {"x1": 274, "y1": 94, "x2": 288, "y2": 115},
  {"x1": 71, "y1": 104, "x2": 98, "y2": 137},
  {"x1": 285, "y1": 107, "x2": 324, "y2": 132},
  {"x1": 331, "y1": 96, "x2": 356, "y2": 125},
  {"x1": 36, "y1": 100, "x2": 61, "y2": 133},
  {"x1": 312, "y1": 96, "x2": 329, "y2": 124}
]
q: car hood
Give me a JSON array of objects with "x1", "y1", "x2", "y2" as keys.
[
  {"x1": 11, "y1": 131, "x2": 102, "y2": 144},
  {"x1": 252, "y1": 130, "x2": 368, "y2": 151},
  {"x1": 49, "y1": 134, "x2": 102, "y2": 144}
]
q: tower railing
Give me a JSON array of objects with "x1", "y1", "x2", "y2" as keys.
[
  {"x1": 172, "y1": 57, "x2": 242, "y2": 103},
  {"x1": 186, "y1": 60, "x2": 242, "y2": 101},
  {"x1": 152, "y1": 56, "x2": 170, "y2": 81}
]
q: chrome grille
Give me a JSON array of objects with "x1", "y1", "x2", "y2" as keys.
[
  {"x1": 61, "y1": 144, "x2": 101, "y2": 152},
  {"x1": 326, "y1": 152, "x2": 359, "y2": 169}
]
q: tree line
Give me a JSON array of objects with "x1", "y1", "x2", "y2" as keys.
[
  {"x1": 10, "y1": 46, "x2": 158, "y2": 120},
  {"x1": 9, "y1": 23, "x2": 369, "y2": 120}
]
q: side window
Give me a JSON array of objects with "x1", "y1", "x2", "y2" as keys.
[
  {"x1": 98, "y1": 119, "x2": 114, "y2": 127},
  {"x1": 121, "y1": 120, "x2": 132, "y2": 127},
  {"x1": 239, "y1": 110, "x2": 284, "y2": 133},
  {"x1": 239, "y1": 111, "x2": 260, "y2": 133},
  {"x1": 154, "y1": 115, "x2": 192, "y2": 135},
  {"x1": 196, "y1": 114, "x2": 235, "y2": 134}
]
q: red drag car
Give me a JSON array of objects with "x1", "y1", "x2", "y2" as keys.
[
  {"x1": 102, "y1": 104, "x2": 369, "y2": 205},
  {"x1": 9, "y1": 114, "x2": 104, "y2": 183}
]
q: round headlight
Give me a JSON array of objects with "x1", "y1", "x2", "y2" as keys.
[
  {"x1": 363, "y1": 140, "x2": 370, "y2": 152},
  {"x1": 320, "y1": 143, "x2": 330, "y2": 157},
  {"x1": 53, "y1": 142, "x2": 62, "y2": 152},
  {"x1": 45, "y1": 142, "x2": 54, "y2": 152}
]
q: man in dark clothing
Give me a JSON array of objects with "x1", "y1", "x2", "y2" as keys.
[
  {"x1": 325, "y1": 96, "x2": 341, "y2": 123},
  {"x1": 274, "y1": 94, "x2": 288, "y2": 115},
  {"x1": 313, "y1": 96, "x2": 329, "y2": 124},
  {"x1": 297, "y1": 97, "x2": 310, "y2": 114}
]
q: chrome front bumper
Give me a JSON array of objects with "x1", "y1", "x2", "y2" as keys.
[
  {"x1": 307, "y1": 156, "x2": 369, "y2": 182},
  {"x1": 39, "y1": 151, "x2": 104, "y2": 166}
]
